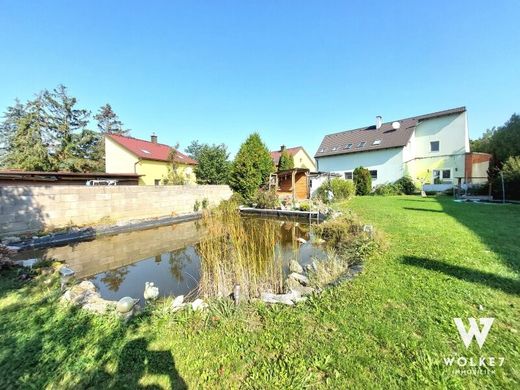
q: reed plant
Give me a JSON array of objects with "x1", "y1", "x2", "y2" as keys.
[{"x1": 197, "y1": 201, "x2": 284, "y2": 299}]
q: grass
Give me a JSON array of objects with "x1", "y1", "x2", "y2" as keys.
[{"x1": 1, "y1": 195, "x2": 519, "y2": 388}]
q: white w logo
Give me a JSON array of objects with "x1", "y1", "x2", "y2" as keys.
[{"x1": 454, "y1": 318, "x2": 494, "y2": 348}]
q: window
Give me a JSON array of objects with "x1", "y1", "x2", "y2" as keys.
[
  {"x1": 430, "y1": 141, "x2": 440, "y2": 152},
  {"x1": 369, "y1": 170, "x2": 377, "y2": 180},
  {"x1": 345, "y1": 172, "x2": 353, "y2": 180},
  {"x1": 332, "y1": 146, "x2": 337, "y2": 151},
  {"x1": 432, "y1": 169, "x2": 451, "y2": 184},
  {"x1": 345, "y1": 143, "x2": 353, "y2": 149},
  {"x1": 319, "y1": 148, "x2": 325, "y2": 153},
  {"x1": 372, "y1": 139, "x2": 381, "y2": 145},
  {"x1": 141, "y1": 149, "x2": 151, "y2": 154},
  {"x1": 154, "y1": 179, "x2": 161, "y2": 186},
  {"x1": 356, "y1": 141, "x2": 366, "y2": 148}
]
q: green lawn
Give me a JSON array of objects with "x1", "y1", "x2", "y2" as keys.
[{"x1": 1, "y1": 196, "x2": 519, "y2": 389}]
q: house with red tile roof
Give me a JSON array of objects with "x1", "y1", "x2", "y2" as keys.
[
  {"x1": 270, "y1": 145, "x2": 316, "y2": 171},
  {"x1": 105, "y1": 133, "x2": 197, "y2": 185}
]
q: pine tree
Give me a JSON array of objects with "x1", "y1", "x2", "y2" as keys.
[
  {"x1": 43, "y1": 85, "x2": 93, "y2": 171},
  {"x1": 94, "y1": 104, "x2": 129, "y2": 135},
  {"x1": 277, "y1": 149, "x2": 294, "y2": 171},
  {"x1": 0, "y1": 100, "x2": 26, "y2": 166},
  {"x1": 229, "y1": 133, "x2": 274, "y2": 200},
  {"x1": 3, "y1": 96, "x2": 52, "y2": 171}
]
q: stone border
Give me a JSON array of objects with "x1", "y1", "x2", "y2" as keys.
[{"x1": 6, "y1": 212, "x2": 202, "y2": 252}]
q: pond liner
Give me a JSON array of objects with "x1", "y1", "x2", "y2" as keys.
[
  {"x1": 239, "y1": 207, "x2": 326, "y2": 221},
  {"x1": 7, "y1": 212, "x2": 202, "y2": 252}
]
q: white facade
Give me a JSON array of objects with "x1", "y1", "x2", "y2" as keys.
[
  {"x1": 316, "y1": 111, "x2": 474, "y2": 187},
  {"x1": 317, "y1": 147, "x2": 404, "y2": 186}
]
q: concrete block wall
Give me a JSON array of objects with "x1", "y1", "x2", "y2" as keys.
[{"x1": 0, "y1": 185, "x2": 233, "y2": 236}]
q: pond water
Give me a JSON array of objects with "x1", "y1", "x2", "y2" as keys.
[{"x1": 16, "y1": 217, "x2": 324, "y2": 303}]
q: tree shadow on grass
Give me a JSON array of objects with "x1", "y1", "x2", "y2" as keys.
[
  {"x1": 402, "y1": 207, "x2": 444, "y2": 213},
  {"x1": 0, "y1": 271, "x2": 186, "y2": 389},
  {"x1": 402, "y1": 256, "x2": 520, "y2": 295},
  {"x1": 113, "y1": 337, "x2": 187, "y2": 389},
  {"x1": 437, "y1": 197, "x2": 520, "y2": 275}
]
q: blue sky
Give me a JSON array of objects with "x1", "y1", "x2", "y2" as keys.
[{"x1": 1, "y1": 1, "x2": 519, "y2": 157}]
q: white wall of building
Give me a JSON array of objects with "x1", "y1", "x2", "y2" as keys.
[
  {"x1": 316, "y1": 147, "x2": 404, "y2": 185},
  {"x1": 412, "y1": 112, "x2": 469, "y2": 158}
]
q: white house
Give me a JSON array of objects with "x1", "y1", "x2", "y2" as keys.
[{"x1": 314, "y1": 107, "x2": 491, "y2": 190}]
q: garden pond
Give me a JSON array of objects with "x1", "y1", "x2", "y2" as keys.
[{"x1": 14, "y1": 216, "x2": 325, "y2": 303}]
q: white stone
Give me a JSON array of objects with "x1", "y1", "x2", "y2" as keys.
[
  {"x1": 117, "y1": 297, "x2": 139, "y2": 313},
  {"x1": 289, "y1": 272, "x2": 309, "y2": 286},
  {"x1": 59, "y1": 266, "x2": 75, "y2": 277},
  {"x1": 296, "y1": 237, "x2": 307, "y2": 244},
  {"x1": 20, "y1": 259, "x2": 38, "y2": 268},
  {"x1": 289, "y1": 259, "x2": 304, "y2": 274},
  {"x1": 191, "y1": 298, "x2": 207, "y2": 311},
  {"x1": 172, "y1": 295, "x2": 184, "y2": 308}
]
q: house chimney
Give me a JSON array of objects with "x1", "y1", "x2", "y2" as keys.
[
  {"x1": 376, "y1": 116, "x2": 382, "y2": 130},
  {"x1": 151, "y1": 133, "x2": 158, "y2": 143},
  {"x1": 280, "y1": 145, "x2": 286, "y2": 152}
]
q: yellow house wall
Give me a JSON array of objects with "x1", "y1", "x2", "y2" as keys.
[
  {"x1": 405, "y1": 154, "x2": 465, "y2": 185},
  {"x1": 105, "y1": 137, "x2": 138, "y2": 173},
  {"x1": 293, "y1": 150, "x2": 317, "y2": 171},
  {"x1": 136, "y1": 160, "x2": 196, "y2": 185},
  {"x1": 403, "y1": 112, "x2": 469, "y2": 185}
]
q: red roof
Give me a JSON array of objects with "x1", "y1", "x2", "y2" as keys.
[
  {"x1": 106, "y1": 134, "x2": 197, "y2": 165},
  {"x1": 270, "y1": 146, "x2": 304, "y2": 165}
]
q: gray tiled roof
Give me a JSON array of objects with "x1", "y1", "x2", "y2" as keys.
[{"x1": 315, "y1": 107, "x2": 466, "y2": 158}]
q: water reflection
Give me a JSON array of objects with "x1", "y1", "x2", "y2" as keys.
[{"x1": 16, "y1": 218, "x2": 323, "y2": 302}]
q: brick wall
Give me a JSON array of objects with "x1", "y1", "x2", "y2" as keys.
[{"x1": 0, "y1": 185, "x2": 232, "y2": 236}]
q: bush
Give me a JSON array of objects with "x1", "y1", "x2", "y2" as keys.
[
  {"x1": 353, "y1": 167, "x2": 371, "y2": 195},
  {"x1": 299, "y1": 201, "x2": 311, "y2": 211},
  {"x1": 254, "y1": 189, "x2": 280, "y2": 209},
  {"x1": 314, "y1": 178, "x2": 355, "y2": 203},
  {"x1": 229, "y1": 192, "x2": 245, "y2": 205},
  {"x1": 394, "y1": 176, "x2": 416, "y2": 195},
  {"x1": 492, "y1": 156, "x2": 520, "y2": 200},
  {"x1": 229, "y1": 133, "x2": 274, "y2": 201},
  {"x1": 372, "y1": 183, "x2": 400, "y2": 196},
  {"x1": 202, "y1": 198, "x2": 209, "y2": 209},
  {"x1": 193, "y1": 200, "x2": 201, "y2": 211}
]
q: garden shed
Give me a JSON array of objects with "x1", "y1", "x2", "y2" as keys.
[{"x1": 269, "y1": 168, "x2": 310, "y2": 201}]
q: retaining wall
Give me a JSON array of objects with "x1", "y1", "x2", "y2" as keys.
[{"x1": 0, "y1": 185, "x2": 232, "y2": 236}]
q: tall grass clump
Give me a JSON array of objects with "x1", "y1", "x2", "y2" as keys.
[
  {"x1": 314, "y1": 214, "x2": 378, "y2": 263},
  {"x1": 197, "y1": 200, "x2": 284, "y2": 299}
]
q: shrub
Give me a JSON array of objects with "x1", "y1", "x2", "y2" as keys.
[
  {"x1": 202, "y1": 198, "x2": 209, "y2": 209},
  {"x1": 254, "y1": 189, "x2": 280, "y2": 209},
  {"x1": 193, "y1": 200, "x2": 201, "y2": 211},
  {"x1": 492, "y1": 156, "x2": 520, "y2": 200},
  {"x1": 353, "y1": 167, "x2": 371, "y2": 195},
  {"x1": 372, "y1": 183, "x2": 400, "y2": 196},
  {"x1": 229, "y1": 192, "x2": 245, "y2": 205},
  {"x1": 277, "y1": 150, "x2": 294, "y2": 171},
  {"x1": 394, "y1": 176, "x2": 417, "y2": 195},
  {"x1": 314, "y1": 178, "x2": 355, "y2": 203},
  {"x1": 299, "y1": 201, "x2": 311, "y2": 211},
  {"x1": 229, "y1": 133, "x2": 274, "y2": 201}
]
